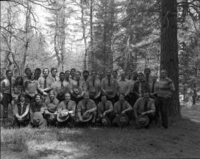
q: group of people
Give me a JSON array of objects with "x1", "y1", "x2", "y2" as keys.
[{"x1": 0, "y1": 67, "x2": 175, "y2": 129}]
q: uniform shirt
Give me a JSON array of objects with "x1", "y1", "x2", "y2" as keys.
[
  {"x1": 77, "y1": 99, "x2": 96, "y2": 114},
  {"x1": 117, "y1": 79, "x2": 131, "y2": 95},
  {"x1": 150, "y1": 80, "x2": 159, "y2": 93},
  {"x1": 30, "y1": 102, "x2": 45, "y2": 113},
  {"x1": 44, "y1": 97, "x2": 59, "y2": 113},
  {"x1": 86, "y1": 77, "x2": 101, "y2": 96},
  {"x1": 50, "y1": 75, "x2": 59, "y2": 81},
  {"x1": 130, "y1": 79, "x2": 138, "y2": 93},
  {"x1": 114, "y1": 100, "x2": 132, "y2": 114},
  {"x1": 101, "y1": 77, "x2": 119, "y2": 98},
  {"x1": 133, "y1": 97, "x2": 155, "y2": 114},
  {"x1": 38, "y1": 76, "x2": 55, "y2": 90},
  {"x1": 57, "y1": 100, "x2": 76, "y2": 114},
  {"x1": 97, "y1": 100, "x2": 113, "y2": 114},
  {"x1": 1, "y1": 77, "x2": 15, "y2": 94},
  {"x1": 51, "y1": 80, "x2": 70, "y2": 93},
  {"x1": 157, "y1": 77, "x2": 175, "y2": 97}
]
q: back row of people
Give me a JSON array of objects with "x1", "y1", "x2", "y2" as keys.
[{"x1": 1, "y1": 67, "x2": 175, "y2": 129}]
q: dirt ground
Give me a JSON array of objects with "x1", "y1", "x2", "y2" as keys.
[{"x1": 1, "y1": 107, "x2": 200, "y2": 159}]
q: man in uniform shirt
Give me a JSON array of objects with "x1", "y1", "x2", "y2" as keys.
[
  {"x1": 117, "y1": 71, "x2": 131, "y2": 101},
  {"x1": 133, "y1": 90, "x2": 156, "y2": 129},
  {"x1": 144, "y1": 68, "x2": 153, "y2": 85},
  {"x1": 51, "y1": 72, "x2": 70, "y2": 102},
  {"x1": 38, "y1": 68, "x2": 54, "y2": 96},
  {"x1": 57, "y1": 93, "x2": 76, "y2": 127},
  {"x1": 70, "y1": 68, "x2": 76, "y2": 80},
  {"x1": 50, "y1": 67, "x2": 59, "y2": 81},
  {"x1": 101, "y1": 69, "x2": 119, "y2": 105},
  {"x1": 112, "y1": 70, "x2": 118, "y2": 80},
  {"x1": 86, "y1": 70, "x2": 101, "y2": 105},
  {"x1": 96, "y1": 95, "x2": 114, "y2": 123},
  {"x1": 112, "y1": 93, "x2": 133, "y2": 126},
  {"x1": 126, "y1": 68, "x2": 133, "y2": 80},
  {"x1": 77, "y1": 92, "x2": 97, "y2": 126}
]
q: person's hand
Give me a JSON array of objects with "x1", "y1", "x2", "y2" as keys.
[
  {"x1": 141, "y1": 112, "x2": 147, "y2": 116},
  {"x1": 99, "y1": 114, "x2": 103, "y2": 118},
  {"x1": 18, "y1": 116, "x2": 23, "y2": 121},
  {"x1": 79, "y1": 116, "x2": 83, "y2": 122},
  {"x1": 44, "y1": 110, "x2": 48, "y2": 114},
  {"x1": 77, "y1": 95, "x2": 82, "y2": 98},
  {"x1": 165, "y1": 94, "x2": 171, "y2": 99},
  {"x1": 121, "y1": 111, "x2": 125, "y2": 115},
  {"x1": 43, "y1": 92, "x2": 48, "y2": 96},
  {"x1": 103, "y1": 112, "x2": 107, "y2": 116},
  {"x1": 138, "y1": 94, "x2": 142, "y2": 97}
]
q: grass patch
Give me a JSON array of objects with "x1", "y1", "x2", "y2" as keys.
[{"x1": 1, "y1": 118, "x2": 200, "y2": 159}]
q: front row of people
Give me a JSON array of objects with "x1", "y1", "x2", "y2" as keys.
[{"x1": 13, "y1": 89, "x2": 156, "y2": 129}]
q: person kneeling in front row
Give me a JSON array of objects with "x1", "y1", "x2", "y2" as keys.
[
  {"x1": 133, "y1": 90, "x2": 155, "y2": 129},
  {"x1": 77, "y1": 92, "x2": 97, "y2": 127},
  {"x1": 112, "y1": 93, "x2": 133, "y2": 127}
]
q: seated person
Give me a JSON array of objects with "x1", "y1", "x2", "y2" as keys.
[
  {"x1": 77, "y1": 92, "x2": 97, "y2": 126},
  {"x1": 44, "y1": 90, "x2": 59, "y2": 126},
  {"x1": 57, "y1": 92, "x2": 76, "y2": 128},
  {"x1": 13, "y1": 94, "x2": 30, "y2": 127},
  {"x1": 29, "y1": 94, "x2": 46, "y2": 127},
  {"x1": 96, "y1": 95, "x2": 114, "y2": 125},
  {"x1": 133, "y1": 90, "x2": 155, "y2": 129},
  {"x1": 112, "y1": 93, "x2": 133, "y2": 126}
]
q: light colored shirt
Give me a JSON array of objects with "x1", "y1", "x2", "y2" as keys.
[
  {"x1": 117, "y1": 79, "x2": 131, "y2": 95},
  {"x1": 25, "y1": 80, "x2": 39, "y2": 96},
  {"x1": 1, "y1": 77, "x2": 15, "y2": 94},
  {"x1": 44, "y1": 97, "x2": 59, "y2": 112},
  {"x1": 51, "y1": 80, "x2": 70, "y2": 94},
  {"x1": 97, "y1": 100, "x2": 113, "y2": 114},
  {"x1": 57, "y1": 100, "x2": 76, "y2": 114},
  {"x1": 114, "y1": 100, "x2": 132, "y2": 114},
  {"x1": 86, "y1": 77, "x2": 101, "y2": 96},
  {"x1": 157, "y1": 77, "x2": 175, "y2": 97},
  {"x1": 133, "y1": 97, "x2": 155, "y2": 114},
  {"x1": 38, "y1": 76, "x2": 55, "y2": 90},
  {"x1": 77, "y1": 99, "x2": 96, "y2": 114}
]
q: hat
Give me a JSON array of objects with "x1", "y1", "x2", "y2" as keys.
[
  {"x1": 57, "y1": 110, "x2": 70, "y2": 122},
  {"x1": 32, "y1": 112, "x2": 44, "y2": 126},
  {"x1": 82, "y1": 113, "x2": 93, "y2": 122},
  {"x1": 72, "y1": 86, "x2": 81, "y2": 95},
  {"x1": 101, "y1": 116, "x2": 111, "y2": 126},
  {"x1": 106, "y1": 89, "x2": 114, "y2": 96},
  {"x1": 136, "y1": 115, "x2": 149, "y2": 127},
  {"x1": 116, "y1": 114, "x2": 129, "y2": 128}
]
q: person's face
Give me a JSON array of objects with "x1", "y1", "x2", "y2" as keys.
[
  {"x1": 101, "y1": 96, "x2": 106, "y2": 102},
  {"x1": 43, "y1": 69, "x2": 49, "y2": 77},
  {"x1": 138, "y1": 74, "x2": 144, "y2": 81},
  {"x1": 65, "y1": 71, "x2": 70, "y2": 78},
  {"x1": 52, "y1": 69, "x2": 57, "y2": 76},
  {"x1": 35, "y1": 95, "x2": 41, "y2": 103},
  {"x1": 153, "y1": 76, "x2": 157, "y2": 82},
  {"x1": 30, "y1": 74, "x2": 34, "y2": 80},
  {"x1": 17, "y1": 77, "x2": 23, "y2": 84},
  {"x1": 20, "y1": 96, "x2": 25, "y2": 102},
  {"x1": 121, "y1": 73, "x2": 125, "y2": 79},
  {"x1": 84, "y1": 93, "x2": 89, "y2": 101},
  {"x1": 160, "y1": 70, "x2": 167, "y2": 78},
  {"x1": 26, "y1": 69, "x2": 31, "y2": 77},
  {"x1": 133, "y1": 73, "x2": 138, "y2": 80},
  {"x1": 83, "y1": 72, "x2": 89, "y2": 78},
  {"x1": 64, "y1": 93, "x2": 71, "y2": 101},
  {"x1": 71, "y1": 70, "x2": 75, "y2": 76},
  {"x1": 91, "y1": 71, "x2": 96, "y2": 78},
  {"x1": 76, "y1": 72, "x2": 81, "y2": 80},
  {"x1": 112, "y1": 72, "x2": 117, "y2": 78},
  {"x1": 127, "y1": 70, "x2": 132, "y2": 76},
  {"x1": 7, "y1": 71, "x2": 12, "y2": 79},
  {"x1": 119, "y1": 95, "x2": 125, "y2": 101},
  {"x1": 145, "y1": 69, "x2": 151, "y2": 76},
  {"x1": 143, "y1": 92, "x2": 149, "y2": 98},
  {"x1": 49, "y1": 91, "x2": 55, "y2": 99},
  {"x1": 60, "y1": 74, "x2": 65, "y2": 81}
]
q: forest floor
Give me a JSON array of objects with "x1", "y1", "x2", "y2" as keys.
[{"x1": 1, "y1": 104, "x2": 200, "y2": 159}]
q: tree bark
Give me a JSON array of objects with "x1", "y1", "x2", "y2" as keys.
[{"x1": 160, "y1": 0, "x2": 180, "y2": 117}]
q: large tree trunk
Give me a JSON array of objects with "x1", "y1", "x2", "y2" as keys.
[{"x1": 160, "y1": 0, "x2": 180, "y2": 117}]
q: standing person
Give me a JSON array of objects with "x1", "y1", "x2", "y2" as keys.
[
  {"x1": 101, "y1": 69, "x2": 119, "y2": 105},
  {"x1": 112, "y1": 93, "x2": 133, "y2": 126},
  {"x1": 51, "y1": 72, "x2": 70, "y2": 102},
  {"x1": 96, "y1": 95, "x2": 114, "y2": 125},
  {"x1": 57, "y1": 93, "x2": 76, "y2": 127},
  {"x1": 23, "y1": 68, "x2": 32, "y2": 85},
  {"x1": 44, "y1": 90, "x2": 59, "y2": 126},
  {"x1": 50, "y1": 67, "x2": 59, "y2": 81},
  {"x1": 126, "y1": 68, "x2": 133, "y2": 80},
  {"x1": 13, "y1": 93, "x2": 30, "y2": 127},
  {"x1": 25, "y1": 73, "x2": 39, "y2": 103},
  {"x1": 128, "y1": 72, "x2": 138, "y2": 106},
  {"x1": 157, "y1": 70, "x2": 175, "y2": 129},
  {"x1": 77, "y1": 92, "x2": 97, "y2": 126},
  {"x1": 1, "y1": 70, "x2": 15, "y2": 118},
  {"x1": 34, "y1": 68, "x2": 41, "y2": 81},
  {"x1": 144, "y1": 68, "x2": 153, "y2": 85},
  {"x1": 86, "y1": 70, "x2": 101, "y2": 105},
  {"x1": 133, "y1": 90, "x2": 156, "y2": 129},
  {"x1": 117, "y1": 71, "x2": 131, "y2": 101},
  {"x1": 38, "y1": 68, "x2": 54, "y2": 96},
  {"x1": 65, "y1": 70, "x2": 71, "y2": 83},
  {"x1": 12, "y1": 76, "x2": 24, "y2": 107},
  {"x1": 133, "y1": 72, "x2": 150, "y2": 100},
  {"x1": 71, "y1": 71, "x2": 84, "y2": 104},
  {"x1": 82, "y1": 70, "x2": 90, "y2": 83},
  {"x1": 98, "y1": 71, "x2": 105, "y2": 82}
]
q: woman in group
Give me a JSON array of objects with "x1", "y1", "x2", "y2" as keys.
[
  {"x1": 12, "y1": 76, "x2": 25, "y2": 108},
  {"x1": 13, "y1": 93, "x2": 30, "y2": 127}
]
